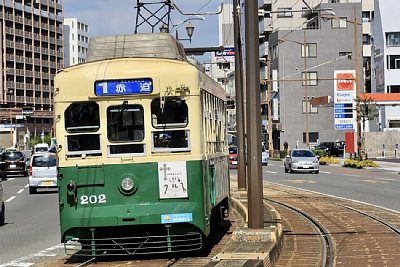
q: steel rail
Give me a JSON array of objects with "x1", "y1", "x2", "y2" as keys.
[{"x1": 266, "y1": 198, "x2": 335, "y2": 267}]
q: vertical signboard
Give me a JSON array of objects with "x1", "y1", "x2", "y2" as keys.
[{"x1": 334, "y1": 70, "x2": 356, "y2": 130}]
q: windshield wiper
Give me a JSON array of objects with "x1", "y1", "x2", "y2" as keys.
[{"x1": 110, "y1": 100, "x2": 128, "y2": 125}]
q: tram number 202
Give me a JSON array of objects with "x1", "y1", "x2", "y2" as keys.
[{"x1": 80, "y1": 194, "x2": 107, "y2": 205}]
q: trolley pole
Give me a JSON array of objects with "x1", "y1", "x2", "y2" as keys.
[
  {"x1": 244, "y1": 0, "x2": 263, "y2": 229},
  {"x1": 233, "y1": 0, "x2": 247, "y2": 190}
]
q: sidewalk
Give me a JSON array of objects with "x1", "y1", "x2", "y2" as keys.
[{"x1": 210, "y1": 178, "x2": 283, "y2": 267}]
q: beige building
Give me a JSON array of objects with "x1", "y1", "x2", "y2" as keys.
[{"x1": 0, "y1": 0, "x2": 63, "y2": 149}]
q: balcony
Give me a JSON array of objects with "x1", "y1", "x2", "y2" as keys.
[{"x1": 259, "y1": 18, "x2": 272, "y2": 35}]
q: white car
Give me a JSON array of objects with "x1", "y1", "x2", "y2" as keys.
[
  {"x1": 261, "y1": 145, "x2": 269, "y2": 166},
  {"x1": 28, "y1": 153, "x2": 58, "y2": 194}
]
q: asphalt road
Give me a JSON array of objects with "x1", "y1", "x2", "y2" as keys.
[
  {"x1": 0, "y1": 175, "x2": 60, "y2": 264},
  {"x1": 1, "y1": 162, "x2": 399, "y2": 265},
  {"x1": 261, "y1": 160, "x2": 400, "y2": 212}
]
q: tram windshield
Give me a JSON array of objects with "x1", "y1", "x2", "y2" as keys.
[
  {"x1": 151, "y1": 97, "x2": 188, "y2": 128},
  {"x1": 107, "y1": 104, "x2": 144, "y2": 142},
  {"x1": 65, "y1": 102, "x2": 100, "y2": 133}
]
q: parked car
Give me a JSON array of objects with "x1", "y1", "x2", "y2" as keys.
[
  {"x1": 314, "y1": 142, "x2": 344, "y2": 157},
  {"x1": 261, "y1": 144, "x2": 269, "y2": 166},
  {"x1": 229, "y1": 145, "x2": 269, "y2": 168},
  {"x1": 0, "y1": 177, "x2": 4, "y2": 226},
  {"x1": 229, "y1": 146, "x2": 238, "y2": 169},
  {"x1": 284, "y1": 149, "x2": 319, "y2": 174},
  {"x1": 28, "y1": 152, "x2": 58, "y2": 194},
  {"x1": 0, "y1": 150, "x2": 27, "y2": 178},
  {"x1": 33, "y1": 143, "x2": 49, "y2": 154}
]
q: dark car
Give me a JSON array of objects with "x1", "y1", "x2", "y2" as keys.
[
  {"x1": 0, "y1": 150, "x2": 28, "y2": 178},
  {"x1": 229, "y1": 146, "x2": 238, "y2": 169},
  {"x1": 314, "y1": 142, "x2": 344, "y2": 157}
]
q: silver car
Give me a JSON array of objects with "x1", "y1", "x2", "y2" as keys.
[
  {"x1": 284, "y1": 149, "x2": 319, "y2": 174},
  {"x1": 28, "y1": 153, "x2": 58, "y2": 194}
]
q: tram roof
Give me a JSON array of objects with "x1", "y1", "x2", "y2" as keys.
[{"x1": 86, "y1": 33, "x2": 187, "y2": 62}]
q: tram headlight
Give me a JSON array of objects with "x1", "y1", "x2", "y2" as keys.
[{"x1": 120, "y1": 177, "x2": 137, "y2": 195}]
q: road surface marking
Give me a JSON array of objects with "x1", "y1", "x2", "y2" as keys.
[
  {"x1": 266, "y1": 171, "x2": 277, "y2": 174},
  {"x1": 343, "y1": 174, "x2": 360, "y2": 177},
  {"x1": 17, "y1": 189, "x2": 24, "y2": 194},
  {"x1": 375, "y1": 177, "x2": 396, "y2": 181},
  {"x1": 355, "y1": 179, "x2": 389, "y2": 184},
  {"x1": 5, "y1": 196, "x2": 16, "y2": 202},
  {"x1": 283, "y1": 179, "x2": 317, "y2": 184},
  {"x1": 320, "y1": 171, "x2": 331, "y2": 174}
]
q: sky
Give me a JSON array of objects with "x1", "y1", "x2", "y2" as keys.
[{"x1": 63, "y1": 0, "x2": 222, "y2": 52}]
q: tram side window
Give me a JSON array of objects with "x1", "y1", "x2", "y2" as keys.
[
  {"x1": 153, "y1": 130, "x2": 190, "y2": 151},
  {"x1": 65, "y1": 102, "x2": 100, "y2": 133},
  {"x1": 151, "y1": 97, "x2": 188, "y2": 128},
  {"x1": 107, "y1": 104, "x2": 144, "y2": 142}
]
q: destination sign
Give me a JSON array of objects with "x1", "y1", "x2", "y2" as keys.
[{"x1": 95, "y1": 78, "x2": 153, "y2": 96}]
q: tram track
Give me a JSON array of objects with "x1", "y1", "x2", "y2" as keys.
[
  {"x1": 266, "y1": 198, "x2": 334, "y2": 267},
  {"x1": 264, "y1": 182, "x2": 400, "y2": 266}
]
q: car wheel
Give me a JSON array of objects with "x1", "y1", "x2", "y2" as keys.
[
  {"x1": 29, "y1": 187, "x2": 36, "y2": 194},
  {"x1": 284, "y1": 165, "x2": 288, "y2": 173},
  {"x1": 0, "y1": 203, "x2": 5, "y2": 226},
  {"x1": 315, "y1": 170, "x2": 319, "y2": 174}
]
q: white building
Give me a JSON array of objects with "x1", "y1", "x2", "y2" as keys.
[{"x1": 63, "y1": 18, "x2": 89, "y2": 67}]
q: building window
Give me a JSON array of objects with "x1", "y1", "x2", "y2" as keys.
[
  {"x1": 386, "y1": 32, "x2": 400, "y2": 47},
  {"x1": 302, "y1": 71, "x2": 318, "y2": 86},
  {"x1": 277, "y1": 8, "x2": 292, "y2": 18},
  {"x1": 363, "y1": 34, "x2": 371, "y2": 45},
  {"x1": 302, "y1": 99, "x2": 318, "y2": 114},
  {"x1": 388, "y1": 85, "x2": 400, "y2": 93},
  {"x1": 362, "y1": 11, "x2": 371, "y2": 22},
  {"x1": 388, "y1": 120, "x2": 400, "y2": 128},
  {"x1": 339, "y1": 51, "x2": 352, "y2": 59},
  {"x1": 217, "y1": 62, "x2": 230, "y2": 70},
  {"x1": 301, "y1": 43, "x2": 317, "y2": 58},
  {"x1": 387, "y1": 55, "x2": 400, "y2": 69},
  {"x1": 331, "y1": 17, "x2": 347, "y2": 29},
  {"x1": 303, "y1": 132, "x2": 318, "y2": 143}
]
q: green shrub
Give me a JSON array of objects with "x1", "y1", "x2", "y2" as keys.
[
  {"x1": 313, "y1": 149, "x2": 328, "y2": 157},
  {"x1": 280, "y1": 150, "x2": 288, "y2": 159}
]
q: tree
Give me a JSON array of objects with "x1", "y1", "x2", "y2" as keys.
[{"x1": 355, "y1": 94, "x2": 378, "y2": 158}]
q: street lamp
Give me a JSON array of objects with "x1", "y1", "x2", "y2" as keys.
[{"x1": 7, "y1": 88, "x2": 14, "y2": 147}]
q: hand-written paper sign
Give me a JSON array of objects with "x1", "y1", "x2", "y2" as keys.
[{"x1": 158, "y1": 161, "x2": 188, "y2": 199}]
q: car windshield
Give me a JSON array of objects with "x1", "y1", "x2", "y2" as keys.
[
  {"x1": 3, "y1": 151, "x2": 24, "y2": 160},
  {"x1": 229, "y1": 147, "x2": 237, "y2": 154},
  {"x1": 292, "y1": 150, "x2": 314, "y2": 157},
  {"x1": 32, "y1": 155, "x2": 57, "y2": 167},
  {"x1": 36, "y1": 147, "x2": 48, "y2": 152}
]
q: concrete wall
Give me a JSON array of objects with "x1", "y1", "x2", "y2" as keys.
[{"x1": 364, "y1": 131, "x2": 400, "y2": 158}]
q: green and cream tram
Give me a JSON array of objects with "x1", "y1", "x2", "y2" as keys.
[{"x1": 54, "y1": 33, "x2": 230, "y2": 255}]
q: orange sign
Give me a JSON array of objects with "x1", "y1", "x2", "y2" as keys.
[{"x1": 336, "y1": 72, "x2": 354, "y2": 91}]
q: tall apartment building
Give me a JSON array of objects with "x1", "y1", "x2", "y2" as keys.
[
  {"x1": 0, "y1": 0, "x2": 63, "y2": 149},
  {"x1": 63, "y1": 18, "x2": 89, "y2": 67}
]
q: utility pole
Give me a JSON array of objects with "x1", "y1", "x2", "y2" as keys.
[
  {"x1": 233, "y1": 0, "x2": 247, "y2": 190},
  {"x1": 244, "y1": 0, "x2": 263, "y2": 229},
  {"x1": 267, "y1": 57, "x2": 273, "y2": 156},
  {"x1": 303, "y1": 30, "x2": 309, "y2": 148},
  {"x1": 353, "y1": 6, "x2": 362, "y2": 159}
]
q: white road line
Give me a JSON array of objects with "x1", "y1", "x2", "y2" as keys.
[
  {"x1": 17, "y1": 189, "x2": 24, "y2": 194},
  {"x1": 8, "y1": 178, "x2": 15, "y2": 181},
  {"x1": 5, "y1": 196, "x2": 16, "y2": 202},
  {"x1": 343, "y1": 174, "x2": 360, "y2": 177},
  {"x1": 0, "y1": 244, "x2": 63, "y2": 267},
  {"x1": 375, "y1": 177, "x2": 397, "y2": 181},
  {"x1": 24, "y1": 184, "x2": 29, "y2": 188},
  {"x1": 320, "y1": 171, "x2": 331, "y2": 174},
  {"x1": 266, "y1": 171, "x2": 277, "y2": 174}
]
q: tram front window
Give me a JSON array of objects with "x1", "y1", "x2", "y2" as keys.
[
  {"x1": 107, "y1": 104, "x2": 144, "y2": 142},
  {"x1": 65, "y1": 102, "x2": 100, "y2": 133},
  {"x1": 151, "y1": 97, "x2": 188, "y2": 128}
]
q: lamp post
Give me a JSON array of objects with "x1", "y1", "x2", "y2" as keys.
[{"x1": 7, "y1": 88, "x2": 14, "y2": 147}]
